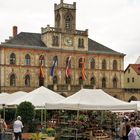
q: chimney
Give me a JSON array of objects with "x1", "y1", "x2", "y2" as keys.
[{"x1": 13, "y1": 26, "x2": 18, "y2": 37}]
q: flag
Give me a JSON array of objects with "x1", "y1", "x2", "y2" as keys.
[
  {"x1": 81, "y1": 57, "x2": 86, "y2": 80},
  {"x1": 50, "y1": 56, "x2": 58, "y2": 76},
  {"x1": 39, "y1": 66, "x2": 44, "y2": 78},
  {"x1": 65, "y1": 56, "x2": 71, "y2": 77}
]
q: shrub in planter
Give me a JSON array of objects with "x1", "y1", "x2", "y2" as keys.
[{"x1": 46, "y1": 127, "x2": 56, "y2": 137}]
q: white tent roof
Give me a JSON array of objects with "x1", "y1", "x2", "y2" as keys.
[
  {"x1": 46, "y1": 89, "x2": 137, "y2": 111},
  {"x1": 130, "y1": 101, "x2": 140, "y2": 111},
  {"x1": 0, "y1": 92, "x2": 9, "y2": 108},
  {"x1": 0, "y1": 91, "x2": 27, "y2": 105},
  {"x1": 8, "y1": 86, "x2": 65, "y2": 108}
]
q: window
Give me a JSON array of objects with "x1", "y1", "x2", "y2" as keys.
[
  {"x1": 10, "y1": 53, "x2": 16, "y2": 64},
  {"x1": 10, "y1": 74, "x2": 16, "y2": 86},
  {"x1": 78, "y1": 58, "x2": 82, "y2": 68},
  {"x1": 90, "y1": 77, "x2": 96, "y2": 86},
  {"x1": 113, "y1": 60, "x2": 117, "y2": 70},
  {"x1": 25, "y1": 75, "x2": 30, "y2": 86},
  {"x1": 79, "y1": 76, "x2": 83, "y2": 85},
  {"x1": 66, "y1": 57, "x2": 71, "y2": 68},
  {"x1": 65, "y1": 15, "x2": 71, "y2": 30},
  {"x1": 132, "y1": 77, "x2": 134, "y2": 83},
  {"x1": 53, "y1": 76, "x2": 58, "y2": 84},
  {"x1": 52, "y1": 36, "x2": 59, "y2": 46},
  {"x1": 127, "y1": 78, "x2": 130, "y2": 83},
  {"x1": 113, "y1": 77, "x2": 117, "y2": 88},
  {"x1": 128, "y1": 69, "x2": 130, "y2": 73},
  {"x1": 90, "y1": 58, "x2": 95, "y2": 69},
  {"x1": 102, "y1": 59, "x2": 107, "y2": 70},
  {"x1": 39, "y1": 55, "x2": 45, "y2": 66},
  {"x1": 66, "y1": 76, "x2": 71, "y2": 84},
  {"x1": 78, "y1": 38, "x2": 84, "y2": 48},
  {"x1": 102, "y1": 77, "x2": 106, "y2": 88},
  {"x1": 25, "y1": 54, "x2": 30, "y2": 65}
]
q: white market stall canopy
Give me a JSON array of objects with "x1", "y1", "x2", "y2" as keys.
[
  {"x1": 130, "y1": 101, "x2": 140, "y2": 111},
  {"x1": 7, "y1": 86, "x2": 65, "y2": 108},
  {"x1": 46, "y1": 89, "x2": 137, "y2": 111},
  {"x1": 0, "y1": 91, "x2": 27, "y2": 106}
]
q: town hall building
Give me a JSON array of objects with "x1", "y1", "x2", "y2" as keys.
[{"x1": 1, "y1": 0, "x2": 131, "y2": 100}]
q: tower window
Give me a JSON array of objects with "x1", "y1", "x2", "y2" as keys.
[{"x1": 65, "y1": 15, "x2": 71, "y2": 30}]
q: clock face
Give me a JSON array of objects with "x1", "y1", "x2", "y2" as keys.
[{"x1": 64, "y1": 37, "x2": 73, "y2": 46}]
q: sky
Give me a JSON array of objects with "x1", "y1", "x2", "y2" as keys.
[{"x1": 0, "y1": 0, "x2": 140, "y2": 69}]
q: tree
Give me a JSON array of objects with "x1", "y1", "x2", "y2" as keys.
[{"x1": 16, "y1": 101, "x2": 35, "y2": 132}]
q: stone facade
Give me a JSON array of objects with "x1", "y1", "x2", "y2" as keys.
[{"x1": 0, "y1": 0, "x2": 139, "y2": 101}]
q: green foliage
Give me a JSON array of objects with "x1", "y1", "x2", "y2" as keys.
[
  {"x1": 17, "y1": 101, "x2": 35, "y2": 123},
  {"x1": 46, "y1": 127, "x2": 56, "y2": 137},
  {"x1": 30, "y1": 132, "x2": 43, "y2": 140},
  {"x1": 17, "y1": 101, "x2": 35, "y2": 132}
]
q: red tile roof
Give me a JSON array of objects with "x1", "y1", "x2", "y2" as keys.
[{"x1": 130, "y1": 64, "x2": 140, "y2": 75}]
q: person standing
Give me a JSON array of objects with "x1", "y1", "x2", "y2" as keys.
[
  {"x1": 0, "y1": 114, "x2": 7, "y2": 140},
  {"x1": 128, "y1": 121, "x2": 136, "y2": 140},
  {"x1": 13, "y1": 116, "x2": 23, "y2": 140},
  {"x1": 135, "y1": 121, "x2": 140, "y2": 140}
]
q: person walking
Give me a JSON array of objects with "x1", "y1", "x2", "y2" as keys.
[
  {"x1": 13, "y1": 116, "x2": 23, "y2": 140},
  {"x1": 0, "y1": 114, "x2": 7, "y2": 140}
]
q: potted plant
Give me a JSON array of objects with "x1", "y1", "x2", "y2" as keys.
[{"x1": 46, "y1": 127, "x2": 56, "y2": 140}]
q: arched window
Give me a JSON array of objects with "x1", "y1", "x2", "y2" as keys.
[
  {"x1": 113, "y1": 60, "x2": 117, "y2": 70},
  {"x1": 25, "y1": 75, "x2": 30, "y2": 87},
  {"x1": 102, "y1": 59, "x2": 107, "y2": 70},
  {"x1": 79, "y1": 76, "x2": 83, "y2": 85},
  {"x1": 52, "y1": 36, "x2": 59, "y2": 46},
  {"x1": 90, "y1": 77, "x2": 96, "y2": 86},
  {"x1": 102, "y1": 77, "x2": 106, "y2": 88},
  {"x1": 65, "y1": 76, "x2": 71, "y2": 84},
  {"x1": 10, "y1": 74, "x2": 16, "y2": 86},
  {"x1": 53, "y1": 76, "x2": 58, "y2": 84},
  {"x1": 90, "y1": 58, "x2": 95, "y2": 69},
  {"x1": 25, "y1": 54, "x2": 30, "y2": 65},
  {"x1": 10, "y1": 53, "x2": 16, "y2": 64},
  {"x1": 66, "y1": 57, "x2": 71, "y2": 68},
  {"x1": 78, "y1": 58, "x2": 83, "y2": 68},
  {"x1": 78, "y1": 38, "x2": 84, "y2": 48},
  {"x1": 56, "y1": 13, "x2": 60, "y2": 27},
  {"x1": 65, "y1": 15, "x2": 71, "y2": 30},
  {"x1": 113, "y1": 77, "x2": 117, "y2": 88},
  {"x1": 39, "y1": 55, "x2": 45, "y2": 66}
]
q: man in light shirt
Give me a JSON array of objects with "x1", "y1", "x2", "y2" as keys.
[{"x1": 13, "y1": 116, "x2": 23, "y2": 140}]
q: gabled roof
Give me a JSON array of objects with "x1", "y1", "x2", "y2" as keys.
[
  {"x1": 1, "y1": 32, "x2": 124, "y2": 56},
  {"x1": 125, "y1": 64, "x2": 140, "y2": 75},
  {"x1": 135, "y1": 56, "x2": 140, "y2": 64},
  {"x1": 2, "y1": 32, "x2": 46, "y2": 47},
  {"x1": 88, "y1": 38, "x2": 124, "y2": 56}
]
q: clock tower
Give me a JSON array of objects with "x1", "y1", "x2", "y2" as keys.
[
  {"x1": 54, "y1": 0, "x2": 76, "y2": 33},
  {"x1": 41, "y1": 0, "x2": 88, "y2": 51}
]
